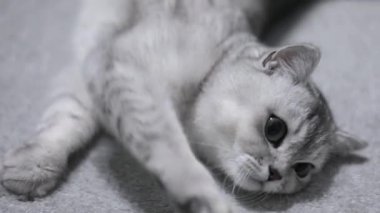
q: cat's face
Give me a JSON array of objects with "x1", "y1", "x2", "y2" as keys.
[{"x1": 192, "y1": 43, "x2": 367, "y2": 193}]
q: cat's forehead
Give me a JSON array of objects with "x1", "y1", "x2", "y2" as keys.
[
  {"x1": 284, "y1": 82, "x2": 334, "y2": 161},
  {"x1": 270, "y1": 79, "x2": 317, "y2": 117},
  {"x1": 302, "y1": 81, "x2": 333, "y2": 125},
  {"x1": 268, "y1": 76, "x2": 326, "y2": 116}
]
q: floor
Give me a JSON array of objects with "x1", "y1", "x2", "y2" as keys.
[{"x1": 0, "y1": 0, "x2": 379, "y2": 212}]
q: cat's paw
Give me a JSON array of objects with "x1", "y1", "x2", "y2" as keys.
[
  {"x1": 175, "y1": 193, "x2": 232, "y2": 213},
  {"x1": 168, "y1": 178, "x2": 232, "y2": 213},
  {"x1": 1, "y1": 143, "x2": 66, "y2": 198}
]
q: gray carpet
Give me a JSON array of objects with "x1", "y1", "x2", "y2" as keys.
[{"x1": 0, "y1": 0, "x2": 379, "y2": 212}]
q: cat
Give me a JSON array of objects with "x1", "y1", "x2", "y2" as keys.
[{"x1": 1, "y1": 0, "x2": 367, "y2": 212}]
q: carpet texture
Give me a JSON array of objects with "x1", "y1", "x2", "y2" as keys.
[{"x1": 0, "y1": 0, "x2": 379, "y2": 212}]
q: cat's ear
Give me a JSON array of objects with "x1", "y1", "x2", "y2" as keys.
[
  {"x1": 261, "y1": 44, "x2": 321, "y2": 82},
  {"x1": 331, "y1": 129, "x2": 368, "y2": 156}
]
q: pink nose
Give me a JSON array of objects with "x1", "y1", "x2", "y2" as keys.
[{"x1": 268, "y1": 166, "x2": 282, "y2": 181}]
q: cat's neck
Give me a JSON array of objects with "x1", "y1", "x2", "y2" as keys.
[
  {"x1": 202, "y1": 32, "x2": 269, "y2": 87},
  {"x1": 182, "y1": 31, "x2": 268, "y2": 129},
  {"x1": 171, "y1": 2, "x2": 270, "y2": 123}
]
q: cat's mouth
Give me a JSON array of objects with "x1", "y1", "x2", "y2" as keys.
[
  {"x1": 235, "y1": 176, "x2": 288, "y2": 193},
  {"x1": 231, "y1": 166, "x2": 285, "y2": 192}
]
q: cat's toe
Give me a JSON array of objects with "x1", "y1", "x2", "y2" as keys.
[{"x1": 1, "y1": 144, "x2": 66, "y2": 198}]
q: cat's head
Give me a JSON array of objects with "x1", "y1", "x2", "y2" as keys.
[{"x1": 192, "y1": 40, "x2": 367, "y2": 193}]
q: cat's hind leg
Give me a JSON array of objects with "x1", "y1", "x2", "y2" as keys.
[{"x1": 1, "y1": 71, "x2": 98, "y2": 198}]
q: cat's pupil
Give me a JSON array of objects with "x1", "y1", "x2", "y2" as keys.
[
  {"x1": 265, "y1": 115, "x2": 287, "y2": 148},
  {"x1": 294, "y1": 163, "x2": 314, "y2": 178}
]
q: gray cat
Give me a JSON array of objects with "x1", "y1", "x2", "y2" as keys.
[{"x1": 1, "y1": 0, "x2": 367, "y2": 212}]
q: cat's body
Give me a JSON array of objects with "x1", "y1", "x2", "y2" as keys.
[
  {"x1": 82, "y1": 0, "x2": 258, "y2": 123},
  {"x1": 1, "y1": 0, "x2": 366, "y2": 212}
]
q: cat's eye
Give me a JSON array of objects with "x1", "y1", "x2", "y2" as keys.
[
  {"x1": 265, "y1": 115, "x2": 287, "y2": 148},
  {"x1": 293, "y1": 163, "x2": 314, "y2": 178}
]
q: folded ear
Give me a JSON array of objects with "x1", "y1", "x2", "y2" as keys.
[
  {"x1": 331, "y1": 129, "x2": 368, "y2": 156},
  {"x1": 261, "y1": 44, "x2": 321, "y2": 82}
]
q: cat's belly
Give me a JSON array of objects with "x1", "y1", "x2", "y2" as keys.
[
  {"x1": 112, "y1": 16, "x2": 223, "y2": 97},
  {"x1": 91, "y1": 5, "x2": 251, "y2": 127}
]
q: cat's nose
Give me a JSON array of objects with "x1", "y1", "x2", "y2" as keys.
[{"x1": 267, "y1": 166, "x2": 282, "y2": 181}]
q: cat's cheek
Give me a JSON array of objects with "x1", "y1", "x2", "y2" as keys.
[
  {"x1": 236, "y1": 179, "x2": 262, "y2": 191},
  {"x1": 225, "y1": 164, "x2": 263, "y2": 191},
  {"x1": 281, "y1": 177, "x2": 299, "y2": 193},
  {"x1": 231, "y1": 169, "x2": 262, "y2": 191}
]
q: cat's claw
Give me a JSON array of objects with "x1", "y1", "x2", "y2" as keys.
[{"x1": 1, "y1": 143, "x2": 66, "y2": 198}]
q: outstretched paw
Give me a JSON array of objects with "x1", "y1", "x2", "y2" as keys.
[
  {"x1": 176, "y1": 195, "x2": 232, "y2": 213},
  {"x1": 1, "y1": 143, "x2": 66, "y2": 199},
  {"x1": 167, "y1": 178, "x2": 232, "y2": 213}
]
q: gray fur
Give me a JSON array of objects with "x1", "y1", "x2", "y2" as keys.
[{"x1": 1, "y1": 0, "x2": 366, "y2": 212}]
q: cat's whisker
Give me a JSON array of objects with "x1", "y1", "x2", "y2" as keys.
[
  {"x1": 236, "y1": 168, "x2": 250, "y2": 194},
  {"x1": 256, "y1": 193, "x2": 269, "y2": 203},
  {"x1": 231, "y1": 168, "x2": 240, "y2": 195},
  {"x1": 231, "y1": 167, "x2": 246, "y2": 195},
  {"x1": 243, "y1": 192, "x2": 271, "y2": 204},
  {"x1": 238, "y1": 192, "x2": 265, "y2": 203},
  {"x1": 236, "y1": 190, "x2": 262, "y2": 200},
  {"x1": 222, "y1": 175, "x2": 229, "y2": 190}
]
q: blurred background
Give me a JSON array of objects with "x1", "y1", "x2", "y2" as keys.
[{"x1": 0, "y1": 0, "x2": 379, "y2": 212}]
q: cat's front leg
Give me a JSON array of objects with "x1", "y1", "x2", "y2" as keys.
[
  {"x1": 1, "y1": 76, "x2": 98, "y2": 198},
  {"x1": 101, "y1": 67, "x2": 231, "y2": 213}
]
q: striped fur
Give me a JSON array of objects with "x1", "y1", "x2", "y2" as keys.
[{"x1": 1, "y1": 0, "x2": 366, "y2": 212}]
